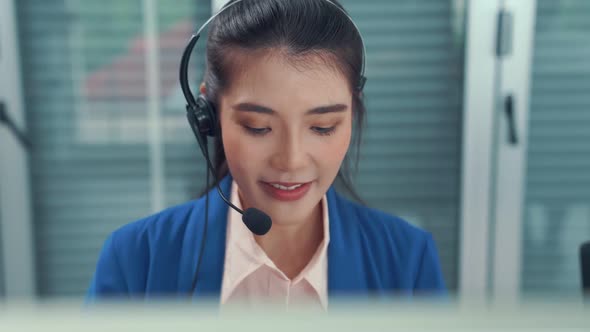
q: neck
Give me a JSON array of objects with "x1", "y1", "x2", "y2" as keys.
[{"x1": 251, "y1": 200, "x2": 324, "y2": 279}]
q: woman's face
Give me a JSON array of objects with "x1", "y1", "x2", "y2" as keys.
[{"x1": 218, "y1": 51, "x2": 352, "y2": 226}]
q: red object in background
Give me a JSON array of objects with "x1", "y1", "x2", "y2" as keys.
[{"x1": 84, "y1": 21, "x2": 193, "y2": 102}]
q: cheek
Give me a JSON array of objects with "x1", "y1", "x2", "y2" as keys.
[
  {"x1": 220, "y1": 115, "x2": 269, "y2": 181},
  {"x1": 221, "y1": 129, "x2": 241, "y2": 163},
  {"x1": 314, "y1": 122, "x2": 352, "y2": 168},
  {"x1": 220, "y1": 119, "x2": 247, "y2": 173},
  {"x1": 220, "y1": 113, "x2": 244, "y2": 170}
]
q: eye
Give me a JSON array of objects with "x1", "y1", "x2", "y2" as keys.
[
  {"x1": 312, "y1": 126, "x2": 336, "y2": 136},
  {"x1": 243, "y1": 125, "x2": 271, "y2": 136}
]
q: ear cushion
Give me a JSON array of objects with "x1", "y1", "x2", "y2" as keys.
[{"x1": 193, "y1": 95, "x2": 218, "y2": 137}]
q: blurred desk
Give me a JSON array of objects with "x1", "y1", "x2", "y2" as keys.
[{"x1": 0, "y1": 299, "x2": 588, "y2": 331}]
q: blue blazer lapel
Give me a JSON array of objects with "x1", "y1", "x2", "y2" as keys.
[
  {"x1": 327, "y1": 187, "x2": 367, "y2": 297},
  {"x1": 180, "y1": 175, "x2": 232, "y2": 299}
]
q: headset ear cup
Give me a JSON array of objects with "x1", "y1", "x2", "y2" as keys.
[
  {"x1": 205, "y1": 96, "x2": 218, "y2": 137},
  {"x1": 194, "y1": 95, "x2": 218, "y2": 137},
  {"x1": 187, "y1": 95, "x2": 218, "y2": 137},
  {"x1": 186, "y1": 104, "x2": 201, "y2": 141}
]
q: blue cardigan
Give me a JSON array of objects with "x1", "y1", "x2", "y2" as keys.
[{"x1": 87, "y1": 175, "x2": 446, "y2": 301}]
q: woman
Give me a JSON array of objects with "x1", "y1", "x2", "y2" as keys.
[{"x1": 87, "y1": 0, "x2": 446, "y2": 309}]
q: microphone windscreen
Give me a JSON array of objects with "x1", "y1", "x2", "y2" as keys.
[{"x1": 242, "y1": 208, "x2": 272, "y2": 236}]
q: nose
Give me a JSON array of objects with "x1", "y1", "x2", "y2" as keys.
[{"x1": 269, "y1": 130, "x2": 308, "y2": 172}]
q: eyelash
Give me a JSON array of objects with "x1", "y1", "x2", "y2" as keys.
[
  {"x1": 243, "y1": 126, "x2": 270, "y2": 136},
  {"x1": 242, "y1": 126, "x2": 336, "y2": 137},
  {"x1": 312, "y1": 126, "x2": 336, "y2": 136}
]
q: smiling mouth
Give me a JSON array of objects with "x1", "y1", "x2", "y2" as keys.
[
  {"x1": 267, "y1": 183, "x2": 305, "y2": 191},
  {"x1": 261, "y1": 181, "x2": 312, "y2": 201}
]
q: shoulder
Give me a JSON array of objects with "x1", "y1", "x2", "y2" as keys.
[
  {"x1": 112, "y1": 199, "x2": 202, "y2": 245},
  {"x1": 329, "y1": 190, "x2": 446, "y2": 291},
  {"x1": 87, "y1": 198, "x2": 206, "y2": 297},
  {"x1": 329, "y1": 190, "x2": 432, "y2": 247},
  {"x1": 106, "y1": 197, "x2": 207, "y2": 264},
  {"x1": 110, "y1": 176, "x2": 234, "y2": 247}
]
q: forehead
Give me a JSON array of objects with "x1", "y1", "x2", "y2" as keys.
[{"x1": 220, "y1": 49, "x2": 352, "y2": 111}]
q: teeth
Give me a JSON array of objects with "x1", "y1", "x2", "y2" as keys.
[{"x1": 270, "y1": 183, "x2": 303, "y2": 191}]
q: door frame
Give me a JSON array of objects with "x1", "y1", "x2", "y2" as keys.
[
  {"x1": 490, "y1": 0, "x2": 537, "y2": 301},
  {"x1": 0, "y1": 0, "x2": 37, "y2": 298}
]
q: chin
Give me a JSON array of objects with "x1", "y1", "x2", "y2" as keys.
[{"x1": 267, "y1": 199, "x2": 322, "y2": 223}]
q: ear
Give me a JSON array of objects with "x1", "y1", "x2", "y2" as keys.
[{"x1": 199, "y1": 82, "x2": 207, "y2": 95}]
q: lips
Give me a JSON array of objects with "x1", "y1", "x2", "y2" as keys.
[{"x1": 261, "y1": 181, "x2": 312, "y2": 202}]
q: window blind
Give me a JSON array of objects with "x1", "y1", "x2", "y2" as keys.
[
  {"x1": 522, "y1": 0, "x2": 590, "y2": 294},
  {"x1": 17, "y1": 0, "x2": 211, "y2": 296}
]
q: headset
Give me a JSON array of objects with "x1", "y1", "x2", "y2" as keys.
[
  {"x1": 180, "y1": 0, "x2": 366, "y2": 142},
  {"x1": 178, "y1": 0, "x2": 367, "y2": 295}
]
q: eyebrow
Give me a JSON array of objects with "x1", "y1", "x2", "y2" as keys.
[{"x1": 233, "y1": 102, "x2": 348, "y2": 115}]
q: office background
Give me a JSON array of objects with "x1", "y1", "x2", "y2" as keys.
[{"x1": 0, "y1": 0, "x2": 588, "y2": 300}]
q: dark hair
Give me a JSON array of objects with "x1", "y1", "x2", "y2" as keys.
[{"x1": 202, "y1": 0, "x2": 366, "y2": 203}]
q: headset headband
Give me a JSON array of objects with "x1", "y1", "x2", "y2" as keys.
[{"x1": 180, "y1": 0, "x2": 367, "y2": 109}]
